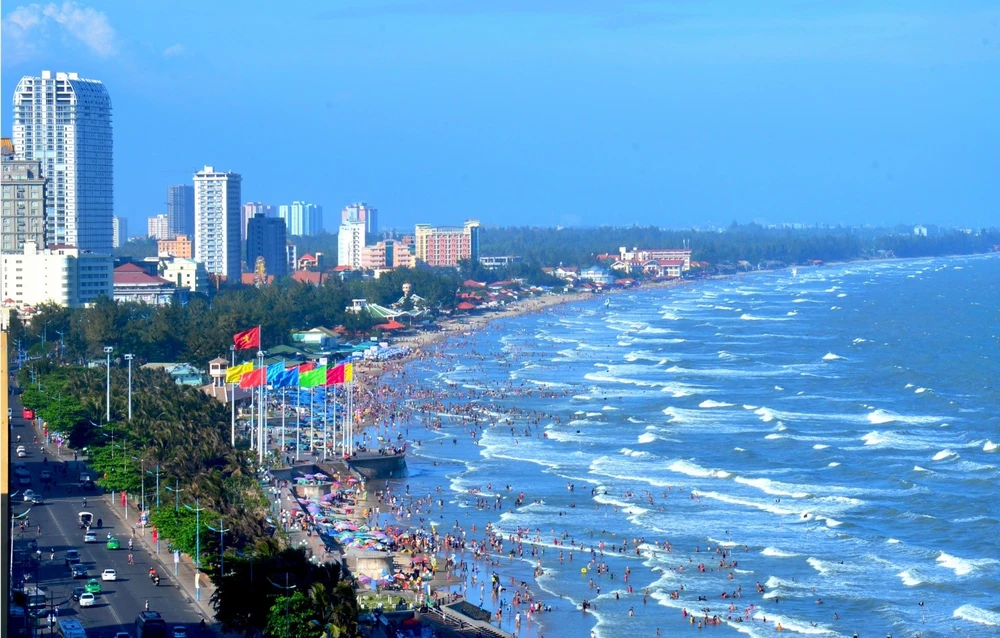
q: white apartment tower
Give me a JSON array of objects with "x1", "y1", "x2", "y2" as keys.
[
  {"x1": 12, "y1": 71, "x2": 113, "y2": 253},
  {"x1": 193, "y1": 166, "x2": 242, "y2": 281},
  {"x1": 338, "y1": 219, "x2": 365, "y2": 269}
]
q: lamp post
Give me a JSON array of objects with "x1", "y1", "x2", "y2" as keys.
[
  {"x1": 132, "y1": 456, "x2": 145, "y2": 527},
  {"x1": 185, "y1": 499, "x2": 206, "y2": 601},
  {"x1": 124, "y1": 354, "x2": 134, "y2": 421},
  {"x1": 165, "y1": 481, "x2": 184, "y2": 513},
  {"x1": 147, "y1": 465, "x2": 160, "y2": 511},
  {"x1": 206, "y1": 519, "x2": 230, "y2": 585},
  {"x1": 103, "y1": 346, "x2": 114, "y2": 422},
  {"x1": 268, "y1": 573, "x2": 296, "y2": 638},
  {"x1": 256, "y1": 349, "x2": 266, "y2": 464}
]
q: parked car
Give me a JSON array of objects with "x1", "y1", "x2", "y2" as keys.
[
  {"x1": 71, "y1": 563, "x2": 88, "y2": 578},
  {"x1": 64, "y1": 549, "x2": 82, "y2": 566},
  {"x1": 79, "y1": 592, "x2": 96, "y2": 607},
  {"x1": 101, "y1": 569, "x2": 117, "y2": 581},
  {"x1": 17, "y1": 476, "x2": 31, "y2": 486},
  {"x1": 14, "y1": 467, "x2": 30, "y2": 478},
  {"x1": 84, "y1": 531, "x2": 98, "y2": 544}
]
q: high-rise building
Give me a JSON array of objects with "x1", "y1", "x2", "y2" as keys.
[
  {"x1": 246, "y1": 213, "x2": 288, "y2": 278},
  {"x1": 413, "y1": 220, "x2": 480, "y2": 267},
  {"x1": 0, "y1": 241, "x2": 113, "y2": 308},
  {"x1": 147, "y1": 214, "x2": 169, "y2": 239},
  {"x1": 193, "y1": 166, "x2": 242, "y2": 280},
  {"x1": 280, "y1": 201, "x2": 323, "y2": 236},
  {"x1": 361, "y1": 239, "x2": 412, "y2": 270},
  {"x1": 341, "y1": 202, "x2": 378, "y2": 237},
  {"x1": 12, "y1": 70, "x2": 113, "y2": 252},
  {"x1": 112, "y1": 216, "x2": 128, "y2": 248},
  {"x1": 167, "y1": 184, "x2": 194, "y2": 239},
  {"x1": 337, "y1": 220, "x2": 365, "y2": 269},
  {"x1": 241, "y1": 202, "x2": 277, "y2": 241},
  {"x1": 1, "y1": 152, "x2": 47, "y2": 253}
]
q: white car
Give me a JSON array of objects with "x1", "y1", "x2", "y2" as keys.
[
  {"x1": 22, "y1": 489, "x2": 37, "y2": 502},
  {"x1": 16, "y1": 445, "x2": 26, "y2": 457},
  {"x1": 79, "y1": 592, "x2": 96, "y2": 607},
  {"x1": 101, "y1": 568, "x2": 117, "y2": 581},
  {"x1": 84, "y1": 531, "x2": 98, "y2": 543}
]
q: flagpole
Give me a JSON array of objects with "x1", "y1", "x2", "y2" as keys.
[
  {"x1": 323, "y1": 383, "x2": 328, "y2": 462},
  {"x1": 230, "y1": 346, "x2": 236, "y2": 447},
  {"x1": 281, "y1": 384, "x2": 286, "y2": 464},
  {"x1": 348, "y1": 376, "x2": 354, "y2": 456},
  {"x1": 295, "y1": 383, "x2": 301, "y2": 463},
  {"x1": 257, "y1": 348, "x2": 265, "y2": 465},
  {"x1": 333, "y1": 383, "x2": 339, "y2": 457},
  {"x1": 309, "y1": 387, "x2": 314, "y2": 459}
]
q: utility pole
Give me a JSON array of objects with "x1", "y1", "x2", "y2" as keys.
[
  {"x1": 185, "y1": 498, "x2": 206, "y2": 602},
  {"x1": 206, "y1": 518, "x2": 231, "y2": 590},
  {"x1": 104, "y1": 346, "x2": 114, "y2": 422}
]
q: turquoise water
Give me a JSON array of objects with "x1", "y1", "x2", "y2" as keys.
[{"x1": 387, "y1": 254, "x2": 1000, "y2": 637}]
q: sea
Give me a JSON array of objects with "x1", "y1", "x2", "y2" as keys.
[{"x1": 382, "y1": 254, "x2": 1000, "y2": 637}]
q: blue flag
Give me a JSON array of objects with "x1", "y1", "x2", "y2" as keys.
[
  {"x1": 266, "y1": 362, "x2": 285, "y2": 385},
  {"x1": 277, "y1": 368, "x2": 299, "y2": 388}
]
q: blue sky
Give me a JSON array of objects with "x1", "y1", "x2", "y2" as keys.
[{"x1": 3, "y1": 1, "x2": 998, "y2": 232}]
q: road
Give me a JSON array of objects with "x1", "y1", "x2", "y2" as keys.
[{"x1": 8, "y1": 391, "x2": 209, "y2": 638}]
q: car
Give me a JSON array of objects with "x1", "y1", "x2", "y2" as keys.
[
  {"x1": 17, "y1": 476, "x2": 31, "y2": 486},
  {"x1": 78, "y1": 473, "x2": 91, "y2": 483},
  {"x1": 84, "y1": 578, "x2": 102, "y2": 594},
  {"x1": 71, "y1": 563, "x2": 88, "y2": 578},
  {"x1": 84, "y1": 531, "x2": 98, "y2": 543},
  {"x1": 40, "y1": 470, "x2": 52, "y2": 481},
  {"x1": 78, "y1": 592, "x2": 96, "y2": 607},
  {"x1": 16, "y1": 445, "x2": 26, "y2": 457},
  {"x1": 64, "y1": 549, "x2": 82, "y2": 566},
  {"x1": 171, "y1": 627, "x2": 188, "y2": 638},
  {"x1": 14, "y1": 467, "x2": 30, "y2": 477},
  {"x1": 26, "y1": 492, "x2": 43, "y2": 504},
  {"x1": 101, "y1": 568, "x2": 117, "y2": 581},
  {"x1": 71, "y1": 586, "x2": 86, "y2": 602},
  {"x1": 106, "y1": 536, "x2": 120, "y2": 550},
  {"x1": 22, "y1": 489, "x2": 37, "y2": 502}
]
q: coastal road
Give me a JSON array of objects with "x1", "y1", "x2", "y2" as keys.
[{"x1": 8, "y1": 393, "x2": 208, "y2": 638}]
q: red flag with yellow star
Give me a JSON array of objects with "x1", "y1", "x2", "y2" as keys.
[{"x1": 233, "y1": 326, "x2": 260, "y2": 350}]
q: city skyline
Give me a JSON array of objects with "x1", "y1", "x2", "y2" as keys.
[{"x1": 2, "y1": 1, "x2": 999, "y2": 234}]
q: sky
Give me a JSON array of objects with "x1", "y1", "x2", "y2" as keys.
[{"x1": 2, "y1": 1, "x2": 998, "y2": 233}]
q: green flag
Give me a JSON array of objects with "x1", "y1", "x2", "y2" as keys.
[{"x1": 300, "y1": 366, "x2": 328, "y2": 388}]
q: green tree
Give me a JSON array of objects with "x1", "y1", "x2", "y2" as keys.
[{"x1": 265, "y1": 591, "x2": 325, "y2": 638}]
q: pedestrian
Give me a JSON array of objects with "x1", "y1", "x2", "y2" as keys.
[{"x1": 145, "y1": 599, "x2": 149, "y2": 611}]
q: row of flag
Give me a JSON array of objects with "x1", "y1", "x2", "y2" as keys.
[
  {"x1": 228, "y1": 326, "x2": 354, "y2": 389},
  {"x1": 225, "y1": 360, "x2": 354, "y2": 389}
]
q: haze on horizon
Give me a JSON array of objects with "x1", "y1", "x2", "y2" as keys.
[{"x1": 2, "y1": 0, "x2": 998, "y2": 233}]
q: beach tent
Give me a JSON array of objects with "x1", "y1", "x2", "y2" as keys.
[{"x1": 373, "y1": 319, "x2": 406, "y2": 330}]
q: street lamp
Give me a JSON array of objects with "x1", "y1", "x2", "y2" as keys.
[
  {"x1": 124, "y1": 354, "x2": 134, "y2": 421},
  {"x1": 268, "y1": 573, "x2": 296, "y2": 638},
  {"x1": 132, "y1": 456, "x2": 145, "y2": 520},
  {"x1": 147, "y1": 464, "x2": 160, "y2": 511},
  {"x1": 165, "y1": 481, "x2": 184, "y2": 513},
  {"x1": 206, "y1": 518, "x2": 231, "y2": 585},
  {"x1": 230, "y1": 345, "x2": 236, "y2": 448},
  {"x1": 103, "y1": 346, "x2": 114, "y2": 422},
  {"x1": 185, "y1": 498, "x2": 206, "y2": 601}
]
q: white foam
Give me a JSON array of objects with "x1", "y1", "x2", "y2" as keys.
[
  {"x1": 735, "y1": 477, "x2": 808, "y2": 498},
  {"x1": 827, "y1": 462, "x2": 840, "y2": 467},
  {"x1": 936, "y1": 551, "x2": 998, "y2": 576},
  {"x1": 699, "y1": 399, "x2": 734, "y2": 408},
  {"x1": 601, "y1": 405, "x2": 618, "y2": 411},
  {"x1": 913, "y1": 465, "x2": 930, "y2": 472},
  {"x1": 953, "y1": 604, "x2": 1000, "y2": 627},
  {"x1": 637, "y1": 432, "x2": 657, "y2": 444},
  {"x1": 764, "y1": 433, "x2": 784, "y2": 439},
  {"x1": 898, "y1": 568, "x2": 924, "y2": 587},
  {"x1": 667, "y1": 459, "x2": 731, "y2": 479},
  {"x1": 822, "y1": 352, "x2": 845, "y2": 361},
  {"x1": 983, "y1": 440, "x2": 998, "y2": 452},
  {"x1": 755, "y1": 407, "x2": 775, "y2": 422},
  {"x1": 627, "y1": 417, "x2": 643, "y2": 424},
  {"x1": 812, "y1": 444, "x2": 829, "y2": 450},
  {"x1": 932, "y1": 449, "x2": 957, "y2": 461},
  {"x1": 915, "y1": 387, "x2": 927, "y2": 393},
  {"x1": 887, "y1": 538, "x2": 901, "y2": 544},
  {"x1": 761, "y1": 546, "x2": 798, "y2": 558}
]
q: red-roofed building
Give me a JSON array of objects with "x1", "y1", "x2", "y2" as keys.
[
  {"x1": 292, "y1": 270, "x2": 327, "y2": 285},
  {"x1": 298, "y1": 253, "x2": 320, "y2": 271},
  {"x1": 113, "y1": 263, "x2": 180, "y2": 305},
  {"x1": 463, "y1": 279, "x2": 486, "y2": 288},
  {"x1": 642, "y1": 259, "x2": 685, "y2": 279}
]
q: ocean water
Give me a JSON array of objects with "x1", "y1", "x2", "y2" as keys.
[{"x1": 389, "y1": 255, "x2": 1000, "y2": 637}]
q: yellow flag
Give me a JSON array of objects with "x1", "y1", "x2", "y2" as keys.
[
  {"x1": 225, "y1": 362, "x2": 253, "y2": 383},
  {"x1": 343, "y1": 362, "x2": 353, "y2": 383}
]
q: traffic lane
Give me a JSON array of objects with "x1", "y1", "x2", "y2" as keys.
[{"x1": 25, "y1": 458, "x2": 208, "y2": 634}]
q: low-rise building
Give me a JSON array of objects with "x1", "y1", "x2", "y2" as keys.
[
  {"x1": 157, "y1": 234, "x2": 193, "y2": 259},
  {"x1": 157, "y1": 257, "x2": 209, "y2": 293},
  {"x1": 479, "y1": 255, "x2": 521, "y2": 269},
  {"x1": 291, "y1": 327, "x2": 340, "y2": 349},
  {"x1": 113, "y1": 263, "x2": 180, "y2": 305},
  {"x1": 579, "y1": 266, "x2": 614, "y2": 286},
  {"x1": 599, "y1": 246, "x2": 692, "y2": 273},
  {"x1": 0, "y1": 241, "x2": 112, "y2": 308},
  {"x1": 140, "y1": 362, "x2": 205, "y2": 386},
  {"x1": 642, "y1": 259, "x2": 684, "y2": 278}
]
